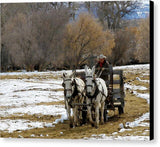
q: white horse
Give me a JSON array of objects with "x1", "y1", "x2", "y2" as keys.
[
  {"x1": 85, "y1": 65, "x2": 108, "y2": 128},
  {"x1": 62, "y1": 71, "x2": 85, "y2": 128}
]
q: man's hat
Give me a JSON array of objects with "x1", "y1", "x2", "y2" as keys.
[{"x1": 99, "y1": 54, "x2": 106, "y2": 59}]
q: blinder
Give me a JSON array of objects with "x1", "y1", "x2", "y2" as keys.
[
  {"x1": 63, "y1": 78, "x2": 76, "y2": 99},
  {"x1": 85, "y1": 77, "x2": 99, "y2": 98},
  {"x1": 85, "y1": 75, "x2": 95, "y2": 88}
]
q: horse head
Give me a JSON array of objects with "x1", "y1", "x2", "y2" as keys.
[
  {"x1": 62, "y1": 71, "x2": 76, "y2": 99},
  {"x1": 85, "y1": 65, "x2": 96, "y2": 97}
]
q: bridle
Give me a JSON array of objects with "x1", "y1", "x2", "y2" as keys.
[
  {"x1": 85, "y1": 75, "x2": 94, "y2": 88},
  {"x1": 85, "y1": 75, "x2": 99, "y2": 98},
  {"x1": 63, "y1": 78, "x2": 84, "y2": 108},
  {"x1": 63, "y1": 78, "x2": 75, "y2": 98}
]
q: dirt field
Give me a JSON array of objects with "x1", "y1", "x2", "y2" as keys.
[{"x1": 0, "y1": 65, "x2": 150, "y2": 140}]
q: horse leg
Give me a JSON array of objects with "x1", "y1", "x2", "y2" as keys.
[
  {"x1": 66, "y1": 101, "x2": 73, "y2": 128},
  {"x1": 73, "y1": 106, "x2": 78, "y2": 127},
  {"x1": 87, "y1": 99, "x2": 94, "y2": 126},
  {"x1": 68, "y1": 107, "x2": 73, "y2": 128},
  {"x1": 100, "y1": 101, "x2": 105, "y2": 125},
  {"x1": 79, "y1": 96, "x2": 83, "y2": 120},
  {"x1": 79, "y1": 98, "x2": 84, "y2": 125},
  {"x1": 95, "y1": 102, "x2": 100, "y2": 128}
]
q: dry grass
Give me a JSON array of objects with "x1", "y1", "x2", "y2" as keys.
[
  {"x1": 0, "y1": 114, "x2": 61, "y2": 123},
  {"x1": 0, "y1": 68, "x2": 150, "y2": 139},
  {"x1": 0, "y1": 73, "x2": 60, "y2": 80},
  {"x1": 13, "y1": 88, "x2": 64, "y2": 93},
  {"x1": 36, "y1": 101, "x2": 64, "y2": 106},
  {"x1": 0, "y1": 91, "x2": 149, "y2": 139}
]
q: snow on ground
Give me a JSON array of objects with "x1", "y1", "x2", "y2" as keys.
[
  {"x1": 124, "y1": 83, "x2": 149, "y2": 104},
  {"x1": 0, "y1": 79, "x2": 63, "y2": 107},
  {"x1": 86, "y1": 134, "x2": 149, "y2": 141},
  {"x1": 0, "y1": 64, "x2": 150, "y2": 139},
  {"x1": 136, "y1": 77, "x2": 149, "y2": 83},
  {"x1": 0, "y1": 69, "x2": 74, "y2": 77},
  {"x1": 124, "y1": 83, "x2": 148, "y2": 91},
  {"x1": 125, "y1": 112, "x2": 149, "y2": 128},
  {"x1": 0, "y1": 105, "x2": 66, "y2": 117},
  {"x1": 0, "y1": 110, "x2": 68, "y2": 133},
  {"x1": 0, "y1": 119, "x2": 56, "y2": 133},
  {"x1": 111, "y1": 65, "x2": 150, "y2": 139},
  {"x1": 0, "y1": 74, "x2": 67, "y2": 132},
  {"x1": 133, "y1": 91, "x2": 150, "y2": 104},
  {"x1": 116, "y1": 112, "x2": 149, "y2": 136},
  {"x1": 0, "y1": 90, "x2": 63, "y2": 107},
  {"x1": 0, "y1": 64, "x2": 149, "y2": 76},
  {"x1": 113, "y1": 64, "x2": 149, "y2": 71}
]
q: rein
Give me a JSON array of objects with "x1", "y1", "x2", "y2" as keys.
[{"x1": 96, "y1": 68, "x2": 104, "y2": 78}]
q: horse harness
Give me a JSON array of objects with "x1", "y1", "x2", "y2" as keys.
[
  {"x1": 85, "y1": 77, "x2": 108, "y2": 102},
  {"x1": 63, "y1": 78, "x2": 84, "y2": 108}
]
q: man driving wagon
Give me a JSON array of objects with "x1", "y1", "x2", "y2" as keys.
[{"x1": 95, "y1": 54, "x2": 110, "y2": 84}]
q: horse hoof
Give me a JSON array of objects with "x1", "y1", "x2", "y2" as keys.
[
  {"x1": 100, "y1": 121, "x2": 104, "y2": 125},
  {"x1": 70, "y1": 124, "x2": 73, "y2": 128},
  {"x1": 91, "y1": 123, "x2": 94, "y2": 127},
  {"x1": 75, "y1": 124, "x2": 78, "y2": 127},
  {"x1": 95, "y1": 126, "x2": 98, "y2": 129},
  {"x1": 80, "y1": 121, "x2": 84, "y2": 126}
]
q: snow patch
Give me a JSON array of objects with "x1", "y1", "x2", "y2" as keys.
[
  {"x1": 125, "y1": 113, "x2": 149, "y2": 128},
  {"x1": 124, "y1": 83, "x2": 148, "y2": 91},
  {"x1": 113, "y1": 64, "x2": 149, "y2": 71},
  {"x1": 0, "y1": 79, "x2": 63, "y2": 107},
  {"x1": 133, "y1": 91, "x2": 150, "y2": 104},
  {"x1": 53, "y1": 113, "x2": 68, "y2": 124},
  {"x1": 136, "y1": 77, "x2": 149, "y2": 83},
  {"x1": 119, "y1": 128, "x2": 132, "y2": 133},
  {"x1": 0, "y1": 119, "x2": 55, "y2": 133},
  {"x1": 0, "y1": 105, "x2": 66, "y2": 117},
  {"x1": 87, "y1": 134, "x2": 149, "y2": 141}
]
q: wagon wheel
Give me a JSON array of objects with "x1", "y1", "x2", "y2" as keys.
[{"x1": 118, "y1": 106, "x2": 124, "y2": 115}]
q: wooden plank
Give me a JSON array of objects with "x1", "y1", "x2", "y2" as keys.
[
  {"x1": 113, "y1": 93, "x2": 121, "y2": 98},
  {"x1": 113, "y1": 80, "x2": 120, "y2": 84},
  {"x1": 113, "y1": 70, "x2": 122, "y2": 75},
  {"x1": 113, "y1": 102, "x2": 121, "y2": 106},
  {"x1": 113, "y1": 89, "x2": 121, "y2": 94}
]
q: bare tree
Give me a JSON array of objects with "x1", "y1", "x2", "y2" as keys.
[
  {"x1": 1, "y1": 3, "x2": 57, "y2": 71},
  {"x1": 3, "y1": 13, "x2": 39, "y2": 71},
  {"x1": 63, "y1": 13, "x2": 114, "y2": 69},
  {"x1": 2, "y1": 6, "x2": 70, "y2": 71},
  {"x1": 31, "y1": 8, "x2": 70, "y2": 70},
  {"x1": 110, "y1": 27, "x2": 137, "y2": 65},
  {"x1": 135, "y1": 17, "x2": 150, "y2": 63},
  {"x1": 95, "y1": 1, "x2": 139, "y2": 30}
]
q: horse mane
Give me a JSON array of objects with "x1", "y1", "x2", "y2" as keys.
[{"x1": 74, "y1": 77, "x2": 85, "y2": 93}]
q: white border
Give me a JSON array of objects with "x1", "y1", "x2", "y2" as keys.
[
  {"x1": 0, "y1": 0, "x2": 150, "y2": 3},
  {"x1": 0, "y1": 0, "x2": 160, "y2": 146}
]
